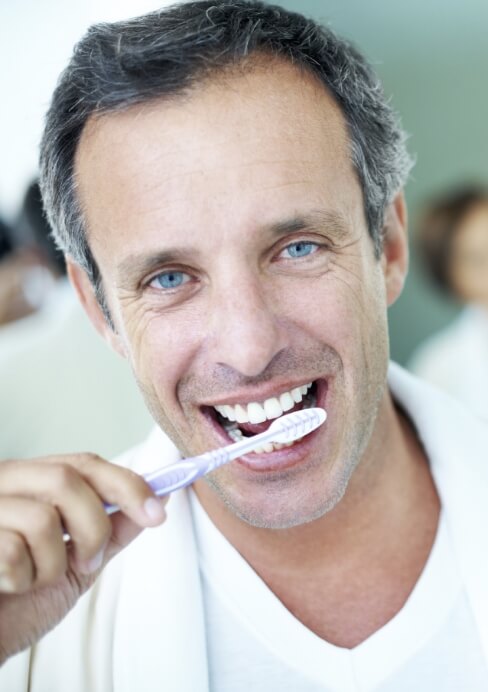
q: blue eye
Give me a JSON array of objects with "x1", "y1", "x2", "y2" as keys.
[
  {"x1": 283, "y1": 242, "x2": 318, "y2": 258},
  {"x1": 150, "y1": 270, "x2": 190, "y2": 290}
]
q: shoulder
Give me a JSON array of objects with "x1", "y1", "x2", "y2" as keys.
[{"x1": 389, "y1": 363, "x2": 488, "y2": 472}]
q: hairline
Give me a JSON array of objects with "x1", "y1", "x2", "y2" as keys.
[
  {"x1": 40, "y1": 1, "x2": 414, "y2": 324},
  {"x1": 73, "y1": 50, "x2": 371, "y2": 285}
]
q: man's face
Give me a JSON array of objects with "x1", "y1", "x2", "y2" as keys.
[{"x1": 74, "y1": 61, "x2": 401, "y2": 528}]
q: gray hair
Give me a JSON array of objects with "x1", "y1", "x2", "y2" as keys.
[{"x1": 40, "y1": 0, "x2": 413, "y2": 312}]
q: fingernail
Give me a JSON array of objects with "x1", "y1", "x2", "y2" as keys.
[
  {"x1": 144, "y1": 497, "x2": 167, "y2": 523},
  {"x1": 0, "y1": 572, "x2": 15, "y2": 593},
  {"x1": 78, "y1": 548, "x2": 105, "y2": 575}
]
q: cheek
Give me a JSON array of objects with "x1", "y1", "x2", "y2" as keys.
[
  {"x1": 122, "y1": 307, "x2": 204, "y2": 399},
  {"x1": 282, "y1": 264, "x2": 386, "y2": 352}
]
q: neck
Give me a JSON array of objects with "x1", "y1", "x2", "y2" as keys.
[
  {"x1": 193, "y1": 392, "x2": 440, "y2": 646},
  {"x1": 193, "y1": 391, "x2": 440, "y2": 577}
]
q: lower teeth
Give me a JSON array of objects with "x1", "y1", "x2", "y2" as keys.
[
  {"x1": 226, "y1": 428, "x2": 295, "y2": 453},
  {"x1": 228, "y1": 428, "x2": 244, "y2": 442},
  {"x1": 252, "y1": 440, "x2": 295, "y2": 454}
]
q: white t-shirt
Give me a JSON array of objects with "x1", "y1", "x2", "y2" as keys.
[{"x1": 189, "y1": 491, "x2": 487, "y2": 691}]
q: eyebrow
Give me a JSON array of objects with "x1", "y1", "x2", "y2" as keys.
[
  {"x1": 116, "y1": 249, "x2": 199, "y2": 288},
  {"x1": 116, "y1": 209, "x2": 351, "y2": 288},
  {"x1": 267, "y1": 209, "x2": 350, "y2": 242}
]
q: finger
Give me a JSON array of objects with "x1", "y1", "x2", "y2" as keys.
[
  {"x1": 0, "y1": 497, "x2": 67, "y2": 590},
  {"x1": 59, "y1": 453, "x2": 169, "y2": 527},
  {"x1": 0, "y1": 527, "x2": 34, "y2": 594},
  {"x1": 0, "y1": 455, "x2": 168, "y2": 528},
  {"x1": 0, "y1": 456, "x2": 167, "y2": 568},
  {"x1": 0, "y1": 460, "x2": 112, "y2": 570}
]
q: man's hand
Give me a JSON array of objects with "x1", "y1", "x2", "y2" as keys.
[{"x1": 0, "y1": 453, "x2": 168, "y2": 664}]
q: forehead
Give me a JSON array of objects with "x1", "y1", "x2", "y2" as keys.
[{"x1": 75, "y1": 59, "x2": 361, "y2": 260}]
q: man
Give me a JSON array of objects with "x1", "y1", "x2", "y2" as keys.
[{"x1": 1, "y1": 1, "x2": 488, "y2": 689}]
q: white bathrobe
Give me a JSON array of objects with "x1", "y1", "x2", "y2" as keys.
[{"x1": 2, "y1": 364, "x2": 488, "y2": 691}]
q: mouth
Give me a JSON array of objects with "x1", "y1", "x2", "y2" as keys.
[{"x1": 201, "y1": 379, "x2": 327, "y2": 463}]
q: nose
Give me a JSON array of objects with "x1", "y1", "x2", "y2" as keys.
[{"x1": 206, "y1": 273, "x2": 289, "y2": 378}]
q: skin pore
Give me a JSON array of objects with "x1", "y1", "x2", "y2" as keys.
[{"x1": 70, "y1": 59, "x2": 440, "y2": 647}]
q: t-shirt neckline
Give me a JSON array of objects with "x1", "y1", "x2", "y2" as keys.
[{"x1": 190, "y1": 491, "x2": 461, "y2": 691}]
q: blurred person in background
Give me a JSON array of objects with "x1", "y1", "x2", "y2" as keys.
[
  {"x1": 0, "y1": 216, "x2": 12, "y2": 259},
  {"x1": 408, "y1": 186, "x2": 488, "y2": 421},
  {"x1": 0, "y1": 188, "x2": 58, "y2": 327},
  {"x1": 0, "y1": 180, "x2": 152, "y2": 459}
]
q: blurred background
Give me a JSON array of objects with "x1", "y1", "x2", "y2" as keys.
[
  {"x1": 1, "y1": 0, "x2": 487, "y2": 458},
  {"x1": 277, "y1": 0, "x2": 488, "y2": 365}
]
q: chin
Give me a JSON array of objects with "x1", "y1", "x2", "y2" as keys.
[{"x1": 204, "y1": 465, "x2": 349, "y2": 530}]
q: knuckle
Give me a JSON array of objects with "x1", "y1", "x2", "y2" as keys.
[
  {"x1": 78, "y1": 515, "x2": 111, "y2": 556},
  {"x1": 66, "y1": 451, "x2": 108, "y2": 479},
  {"x1": 31, "y1": 505, "x2": 61, "y2": 538},
  {"x1": 124, "y1": 467, "x2": 150, "y2": 495},
  {"x1": 78, "y1": 452, "x2": 105, "y2": 469},
  {"x1": 110, "y1": 468, "x2": 145, "y2": 501},
  {"x1": 51, "y1": 463, "x2": 79, "y2": 493},
  {"x1": 1, "y1": 533, "x2": 27, "y2": 571}
]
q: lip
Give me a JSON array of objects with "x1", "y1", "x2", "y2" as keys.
[
  {"x1": 199, "y1": 378, "x2": 318, "y2": 408},
  {"x1": 201, "y1": 378, "x2": 329, "y2": 473}
]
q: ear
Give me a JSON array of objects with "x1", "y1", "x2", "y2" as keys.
[
  {"x1": 381, "y1": 192, "x2": 409, "y2": 306},
  {"x1": 67, "y1": 259, "x2": 128, "y2": 359}
]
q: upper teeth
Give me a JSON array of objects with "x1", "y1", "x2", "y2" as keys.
[{"x1": 214, "y1": 383, "x2": 313, "y2": 424}]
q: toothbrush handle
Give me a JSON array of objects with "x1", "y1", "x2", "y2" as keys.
[
  {"x1": 105, "y1": 431, "x2": 280, "y2": 514},
  {"x1": 146, "y1": 444, "x2": 237, "y2": 490},
  {"x1": 145, "y1": 461, "x2": 202, "y2": 496},
  {"x1": 95, "y1": 409, "x2": 326, "y2": 522},
  {"x1": 103, "y1": 413, "x2": 315, "y2": 515},
  {"x1": 104, "y1": 443, "x2": 236, "y2": 514},
  {"x1": 103, "y1": 461, "x2": 202, "y2": 515}
]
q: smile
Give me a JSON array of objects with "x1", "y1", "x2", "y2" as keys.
[{"x1": 210, "y1": 382, "x2": 318, "y2": 454}]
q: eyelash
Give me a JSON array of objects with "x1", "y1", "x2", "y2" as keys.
[
  {"x1": 146, "y1": 239, "x2": 324, "y2": 292},
  {"x1": 277, "y1": 240, "x2": 321, "y2": 260},
  {"x1": 148, "y1": 269, "x2": 192, "y2": 291}
]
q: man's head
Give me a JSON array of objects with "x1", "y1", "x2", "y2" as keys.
[
  {"x1": 40, "y1": 0, "x2": 411, "y2": 315},
  {"x1": 40, "y1": 0, "x2": 412, "y2": 528}
]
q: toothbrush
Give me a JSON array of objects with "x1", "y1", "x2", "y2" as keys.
[{"x1": 104, "y1": 407, "x2": 327, "y2": 515}]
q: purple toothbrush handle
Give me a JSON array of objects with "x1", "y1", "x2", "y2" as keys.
[
  {"x1": 103, "y1": 447, "x2": 232, "y2": 515},
  {"x1": 143, "y1": 460, "x2": 202, "y2": 496},
  {"x1": 143, "y1": 446, "x2": 231, "y2": 493},
  {"x1": 103, "y1": 459, "x2": 207, "y2": 514}
]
